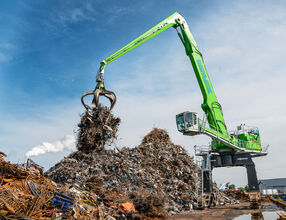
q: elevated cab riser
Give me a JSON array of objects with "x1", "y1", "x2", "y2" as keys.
[{"x1": 176, "y1": 111, "x2": 264, "y2": 153}]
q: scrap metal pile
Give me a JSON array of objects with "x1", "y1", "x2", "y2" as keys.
[
  {"x1": 0, "y1": 154, "x2": 111, "y2": 219},
  {"x1": 0, "y1": 107, "x2": 240, "y2": 219},
  {"x1": 223, "y1": 189, "x2": 248, "y2": 202},
  {"x1": 47, "y1": 128, "x2": 199, "y2": 216},
  {"x1": 45, "y1": 106, "x2": 202, "y2": 217},
  {"x1": 215, "y1": 189, "x2": 241, "y2": 205}
]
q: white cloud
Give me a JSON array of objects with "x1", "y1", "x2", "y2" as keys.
[
  {"x1": 47, "y1": 2, "x2": 130, "y2": 31},
  {"x1": 55, "y1": 7, "x2": 96, "y2": 25}
]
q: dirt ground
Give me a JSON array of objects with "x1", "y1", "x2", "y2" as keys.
[{"x1": 168, "y1": 201, "x2": 278, "y2": 220}]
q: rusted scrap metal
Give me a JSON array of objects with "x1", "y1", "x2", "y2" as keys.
[
  {"x1": 0, "y1": 157, "x2": 56, "y2": 219},
  {"x1": 0, "y1": 156, "x2": 111, "y2": 219},
  {"x1": 224, "y1": 189, "x2": 248, "y2": 202},
  {"x1": 0, "y1": 157, "x2": 29, "y2": 179},
  {"x1": 212, "y1": 188, "x2": 242, "y2": 205},
  {"x1": 0, "y1": 175, "x2": 55, "y2": 218},
  {"x1": 0, "y1": 155, "x2": 140, "y2": 219},
  {"x1": 131, "y1": 189, "x2": 168, "y2": 219},
  {"x1": 119, "y1": 202, "x2": 135, "y2": 214},
  {"x1": 77, "y1": 105, "x2": 120, "y2": 153},
  {"x1": 24, "y1": 158, "x2": 44, "y2": 176}
]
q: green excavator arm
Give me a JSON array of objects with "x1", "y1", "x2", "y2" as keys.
[
  {"x1": 97, "y1": 12, "x2": 227, "y2": 134},
  {"x1": 84, "y1": 12, "x2": 267, "y2": 156}
]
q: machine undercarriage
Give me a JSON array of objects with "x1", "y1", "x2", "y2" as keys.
[{"x1": 194, "y1": 146, "x2": 262, "y2": 209}]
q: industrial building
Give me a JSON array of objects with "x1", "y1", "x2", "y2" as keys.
[{"x1": 259, "y1": 178, "x2": 286, "y2": 194}]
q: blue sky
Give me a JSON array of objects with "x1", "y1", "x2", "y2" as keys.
[
  {"x1": 1, "y1": 0, "x2": 286, "y2": 186},
  {"x1": 0, "y1": 0, "x2": 214, "y2": 109}
]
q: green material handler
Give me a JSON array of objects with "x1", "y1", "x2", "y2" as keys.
[{"x1": 81, "y1": 12, "x2": 268, "y2": 208}]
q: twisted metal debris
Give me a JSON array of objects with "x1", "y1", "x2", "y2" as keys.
[
  {"x1": 47, "y1": 128, "x2": 199, "y2": 216},
  {"x1": 0, "y1": 154, "x2": 133, "y2": 219},
  {"x1": 77, "y1": 105, "x2": 120, "y2": 153}
]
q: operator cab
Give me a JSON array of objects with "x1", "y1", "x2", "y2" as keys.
[{"x1": 176, "y1": 111, "x2": 199, "y2": 136}]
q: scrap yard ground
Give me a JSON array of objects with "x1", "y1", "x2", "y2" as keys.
[{"x1": 170, "y1": 202, "x2": 280, "y2": 220}]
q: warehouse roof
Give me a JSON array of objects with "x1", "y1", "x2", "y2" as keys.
[{"x1": 259, "y1": 178, "x2": 286, "y2": 187}]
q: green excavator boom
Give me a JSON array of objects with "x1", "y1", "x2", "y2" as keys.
[{"x1": 82, "y1": 12, "x2": 268, "y2": 157}]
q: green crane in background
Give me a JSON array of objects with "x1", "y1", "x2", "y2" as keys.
[{"x1": 81, "y1": 12, "x2": 269, "y2": 208}]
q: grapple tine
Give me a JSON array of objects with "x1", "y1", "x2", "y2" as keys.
[
  {"x1": 81, "y1": 88, "x2": 116, "y2": 112},
  {"x1": 102, "y1": 90, "x2": 116, "y2": 111},
  {"x1": 81, "y1": 90, "x2": 94, "y2": 111},
  {"x1": 92, "y1": 89, "x2": 102, "y2": 109}
]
